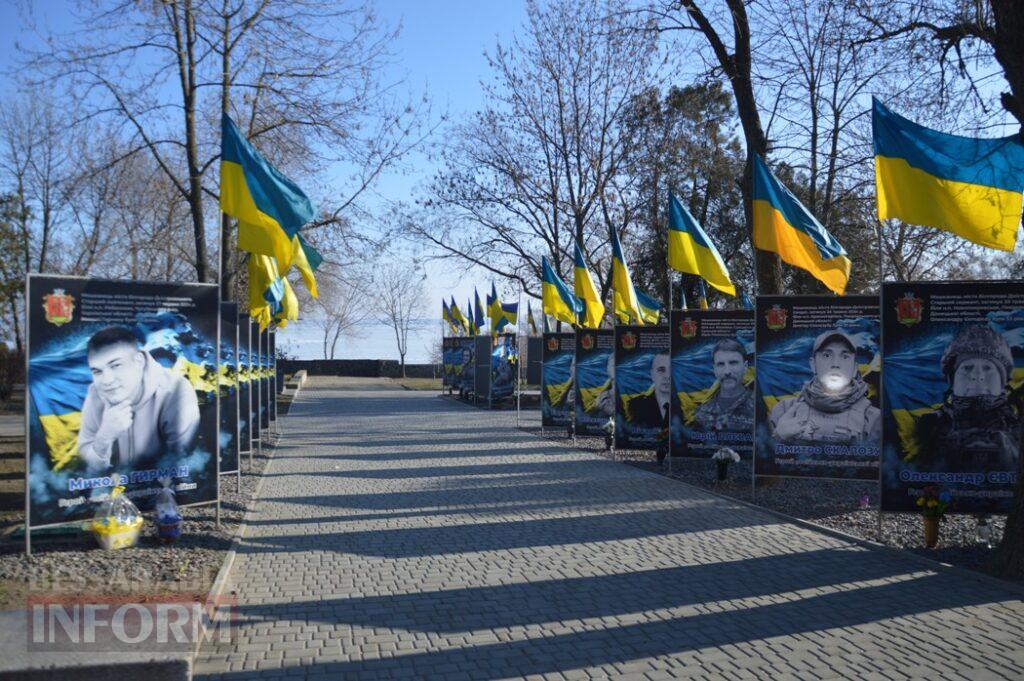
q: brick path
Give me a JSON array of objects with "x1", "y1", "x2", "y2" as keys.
[{"x1": 195, "y1": 377, "x2": 1024, "y2": 680}]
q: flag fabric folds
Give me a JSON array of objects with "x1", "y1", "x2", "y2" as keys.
[
  {"x1": 248, "y1": 253, "x2": 286, "y2": 330},
  {"x1": 467, "y1": 297, "x2": 476, "y2": 335},
  {"x1": 450, "y1": 296, "x2": 468, "y2": 335},
  {"x1": 573, "y1": 242, "x2": 606, "y2": 328},
  {"x1": 609, "y1": 228, "x2": 643, "y2": 324},
  {"x1": 291, "y1": 233, "x2": 322, "y2": 298},
  {"x1": 667, "y1": 192, "x2": 736, "y2": 296},
  {"x1": 442, "y1": 299, "x2": 456, "y2": 333},
  {"x1": 873, "y1": 98, "x2": 1024, "y2": 251},
  {"x1": 527, "y1": 300, "x2": 538, "y2": 335},
  {"x1": 636, "y1": 290, "x2": 662, "y2": 324},
  {"x1": 696, "y1": 279, "x2": 709, "y2": 310},
  {"x1": 273, "y1": 278, "x2": 299, "y2": 328},
  {"x1": 220, "y1": 114, "x2": 316, "y2": 270},
  {"x1": 474, "y1": 289, "x2": 486, "y2": 336},
  {"x1": 541, "y1": 256, "x2": 583, "y2": 327},
  {"x1": 487, "y1": 282, "x2": 518, "y2": 335},
  {"x1": 752, "y1": 154, "x2": 851, "y2": 295},
  {"x1": 741, "y1": 292, "x2": 754, "y2": 311}
]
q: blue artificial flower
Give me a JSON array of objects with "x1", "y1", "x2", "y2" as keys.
[{"x1": 939, "y1": 490, "x2": 952, "y2": 504}]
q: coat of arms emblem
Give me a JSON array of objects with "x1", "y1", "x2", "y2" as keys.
[
  {"x1": 43, "y1": 289, "x2": 75, "y2": 326},
  {"x1": 621, "y1": 331, "x2": 637, "y2": 350},
  {"x1": 581, "y1": 334, "x2": 594, "y2": 350},
  {"x1": 895, "y1": 293, "x2": 923, "y2": 326},
  {"x1": 678, "y1": 317, "x2": 698, "y2": 339},
  {"x1": 765, "y1": 304, "x2": 787, "y2": 331},
  {"x1": 546, "y1": 336, "x2": 559, "y2": 352}
]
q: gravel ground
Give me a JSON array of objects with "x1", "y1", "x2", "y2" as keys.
[
  {"x1": 521, "y1": 425, "x2": 1016, "y2": 584},
  {"x1": 0, "y1": 433, "x2": 278, "y2": 609}
]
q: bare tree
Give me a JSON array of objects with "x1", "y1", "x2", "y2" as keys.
[
  {"x1": 300, "y1": 268, "x2": 372, "y2": 360},
  {"x1": 414, "y1": 0, "x2": 661, "y2": 297},
  {"x1": 374, "y1": 262, "x2": 427, "y2": 377}
]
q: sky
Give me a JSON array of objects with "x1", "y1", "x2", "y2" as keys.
[{"x1": 0, "y1": 0, "x2": 531, "y2": 363}]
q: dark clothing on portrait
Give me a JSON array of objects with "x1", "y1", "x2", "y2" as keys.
[
  {"x1": 625, "y1": 391, "x2": 669, "y2": 429},
  {"x1": 915, "y1": 396, "x2": 1021, "y2": 472}
]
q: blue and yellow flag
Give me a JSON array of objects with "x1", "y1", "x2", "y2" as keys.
[
  {"x1": 527, "y1": 300, "x2": 538, "y2": 335},
  {"x1": 873, "y1": 98, "x2": 1024, "y2": 251},
  {"x1": 291, "y1": 233, "x2": 322, "y2": 298},
  {"x1": 753, "y1": 154, "x2": 851, "y2": 295},
  {"x1": 667, "y1": 192, "x2": 735, "y2": 296},
  {"x1": 696, "y1": 279, "x2": 709, "y2": 310},
  {"x1": 573, "y1": 241, "x2": 605, "y2": 329},
  {"x1": 467, "y1": 297, "x2": 476, "y2": 335},
  {"x1": 248, "y1": 253, "x2": 286, "y2": 330},
  {"x1": 473, "y1": 288, "x2": 485, "y2": 335},
  {"x1": 636, "y1": 290, "x2": 662, "y2": 324},
  {"x1": 442, "y1": 299, "x2": 455, "y2": 332},
  {"x1": 221, "y1": 114, "x2": 315, "y2": 270},
  {"x1": 609, "y1": 228, "x2": 643, "y2": 324},
  {"x1": 487, "y1": 282, "x2": 518, "y2": 335},
  {"x1": 741, "y1": 291, "x2": 754, "y2": 310},
  {"x1": 450, "y1": 296, "x2": 468, "y2": 335},
  {"x1": 272, "y1": 277, "x2": 299, "y2": 328},
  {"x1": 541, "y1": 256, "x2": 583, "y2": 327}
]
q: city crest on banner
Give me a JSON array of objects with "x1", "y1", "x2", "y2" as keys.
[
  {"x1": 678, "y1": 317, "x2": 698, "y2": 339},
  {"x1": 765, "y1": 304, "x2": 787, "y2": 331},
  {"x1": 43, "y1": 289, "x2": 75, "y2": 326},
  {"x1": 895, "y1": 292, "x2": 924, "y2": 326}
]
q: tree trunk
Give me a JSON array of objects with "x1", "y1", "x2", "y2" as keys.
[
  {"x1": 400, "y1": 354, "x2": 406, "y2": 378},
  {"x1": 219, "y1": 3, "x2": 234, "y2": 299}
]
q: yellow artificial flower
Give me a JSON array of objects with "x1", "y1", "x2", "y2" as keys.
[
  {"x1": 928, "y1": 500, "x2": 938, "y2": 508},
  {"x1": 916, "y1": 497, "x2": 925, "y2": 507}
]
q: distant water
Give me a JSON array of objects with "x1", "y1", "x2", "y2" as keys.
[{"x1": 275, "y1": 318, "x2": 440, "y2": 362}]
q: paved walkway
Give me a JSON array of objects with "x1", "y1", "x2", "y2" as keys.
[{"x1": 195, "y1": 377, "x2": 1024, "y2": 680}]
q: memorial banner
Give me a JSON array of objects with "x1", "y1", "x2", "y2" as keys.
[
  {"x1": 249, "y1": 320, "x2": 259, "y2": 445},
  {"x1": 269, "y1": 331, "x2": 277, "y2": 423},
  {"x1": 237, "y1": 313, "x2": 251, "y2": 455},
  {"x1": 490, "y1": 334, "x2": 518, "y2": 402},
  {"x1": 669, "y1": 310, "x2": 754, "y2": 458},
  {"x1": 27, "y1": 274, "x2": 219, "y2": 527},
  {"x1": 541, "y1": 332, "x2": 574, "y2": 427},
  {"x1": 614, "y1": 325, "x2": 670, "y2": 449},
  {"x1": 442, "y1": 337, "x2": 457, "y2": 387},
  {"x1": 755, "y1": 295, "x2": 880, "y2": 480},
  {"x1": 474, "y1": 335, "x2": 491, "y2": 403},
  {"x1": 453, "y1": 337, "x2": 475, "y2": 396},
  {"x1": 259, "y1": 328, "x2": 270, "y2": 431},
  {"x1": 574, "y1": 329, "x2": 614, "y2": 436},
  {"x1": 219, "y1": 302, "x2": 240, "y2": 474},
  {"x1": 526, "y1": 336, "x2": 542, "y2": 386},
  {"x1": 881, "y1": 281, "x2": 1024, "y2": 514}
]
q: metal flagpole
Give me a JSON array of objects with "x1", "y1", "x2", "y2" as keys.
[
  {"x1": 876, "y1": 218, "x2": 886, "y2": 542},
  {"x1": 516, "y1": 288, "x2": 522, "y2": 428}
]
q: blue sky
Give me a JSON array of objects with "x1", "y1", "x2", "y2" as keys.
[{"x1": 1, "y1": 1, "x2": 531, "y2": 362}]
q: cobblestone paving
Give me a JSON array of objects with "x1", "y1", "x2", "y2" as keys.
[{"x1": 195, "y1": 377, "x2": 1024, "y2": 680}]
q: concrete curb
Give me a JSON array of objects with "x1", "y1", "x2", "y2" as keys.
[
  {"x1": 191, "y1": 379, "x2": 305, "y2": 664},
  {"x1": 521, "y1": 424, "x2": 1024, "y2": 600}
]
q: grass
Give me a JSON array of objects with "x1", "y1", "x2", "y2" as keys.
[{"x1": 393, "y1": 377, "x2": 442, "y2": 391}]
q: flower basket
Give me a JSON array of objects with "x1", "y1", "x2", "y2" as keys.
[
  {"x1": 711, "y1": 447, "x2": 740, "y2": 481},
  {"x1": 916, "y1": 486, "x2": 951, "y2": 548}
]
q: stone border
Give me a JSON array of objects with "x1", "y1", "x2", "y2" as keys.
[{"x1": 190, "y1": 378, "x2": 305, "y2": 661}]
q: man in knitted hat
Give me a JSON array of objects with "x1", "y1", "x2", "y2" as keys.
[
  {"x1": 916, "y1": 325, "x2": 1020, "y2": 471},
  {"x1": 769, "y1": 329, "x2": 880, "y2": 445}
]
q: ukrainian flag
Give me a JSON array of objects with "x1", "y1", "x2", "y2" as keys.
[
  {"x1": 487, "y1": 283, "x2": 504, "y2": 334},
  {"x1": 273, "y1": 278, "x2": 299, "y2": 328},
  {"x1": 291, "y1": 233, "x2": 322, "y2": 298},
  {"x1": 636, "y1": 290, "x2": 662, "y2": 324},
  {"x1": 527, "y1": 300, "x2": 538, "y2": 335},
  {"x1": 442, "y1": 299, "x2": 453, "y2": 330},
  {"x1": 30, "y1": 340, "x2": 92, "y2": 470},
  {"x1": 450, "y1": 297, "x2": 469, "y2": 335},
  {"x1": 220, "y1": 114, "x2": 316, "y2": 270},
  {"x1": 573, "y1": 241, "x2": 605, "y2": 329},
  {"x1": 753, "y1": 154, "x2": 851, "y2": 295},
  {"x1": 667, "y1": 192, "x2": 736, "y2": 296},
  {"x1": 873, "y1": 98, "x2": 1024, "y2": 251},
  {"x1": 609, "y1": 227, "x2": 643, "y2": 324},
  {"x1": 474, "y1": 288, "x2": 486, "y2": 335},
  {"x1": 696, "y1": 279, "x2": 709, "y2": 310},
  {"x1": 541, "y1": 256, "x2": 583, "y2": 327},
  {"x1": 248, "y1": 253, "x2": 286, "y2": 330}
]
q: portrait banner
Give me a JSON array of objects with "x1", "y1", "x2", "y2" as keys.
[
  {"x1": 614, "y1": 325, "x2": 670, "y2": 449},
  {"x1": 755, "y1": 295, "x2": 880, "y2": 480},
  {"x1": 541, "y1": 332, "x2": 574, "y2": 427},
  {"x1": 669, "y1": 310, "x2": 754, "y2": 458},
  {"x1": 269, "y1": 331, "x2": 277, "y2": 423},
  {"x1": 490, "y1": 334, "x2": 518, "y2": 402},
  {"x1": 474, "y1": 335, "x2": 491, "y2": 403},
  {"x1": 574, "y1": 329, "x2": 614, "y2": 436},
  {"x1": 260, "y1": 328, "x2": 270, "y2": 431},
  {"x1": 452, "y1": 337, "x2": 475, "y2": 396},
  {"x1": 236, "y1": 313, "x2": 251, "y2": 455},
  {"x1": 526, "y1": 336, "x2": 543, "y2": 386},
  {"x1": 442, "y1": 337, "x2": 457, "y2": 387},
  {"x1": 219, "y1": 302, "x2": 239, "y2": 475},
  {"x1": 881, "y1": 281, "x2": 1024, "y2": 514},
  {"x1": 27, "y1": 274, "x2": 219, "y2": 528},
  {"x1": 249, "y1": 320, "x2": 259, "y2": 445}
]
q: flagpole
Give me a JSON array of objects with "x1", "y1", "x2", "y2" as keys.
[{"x1": 516, "y1": 286, "x2": 522, "y2": 429}]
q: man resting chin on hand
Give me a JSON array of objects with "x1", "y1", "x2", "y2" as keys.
[{"x1": 77, "y1": 326, "x2": 201, "y2": 471}]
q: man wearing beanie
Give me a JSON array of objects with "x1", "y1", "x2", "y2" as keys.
[
  {"x1": 769, "y1": 329, "x2": 880, "y2": 445},
  {"x1": 916, "y1": 325, "x2": 1021, "y2": 471}
]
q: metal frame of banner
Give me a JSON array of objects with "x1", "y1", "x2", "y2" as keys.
[{"x1": 22, "y1": 273, "x2": 223, "y2": 554}]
